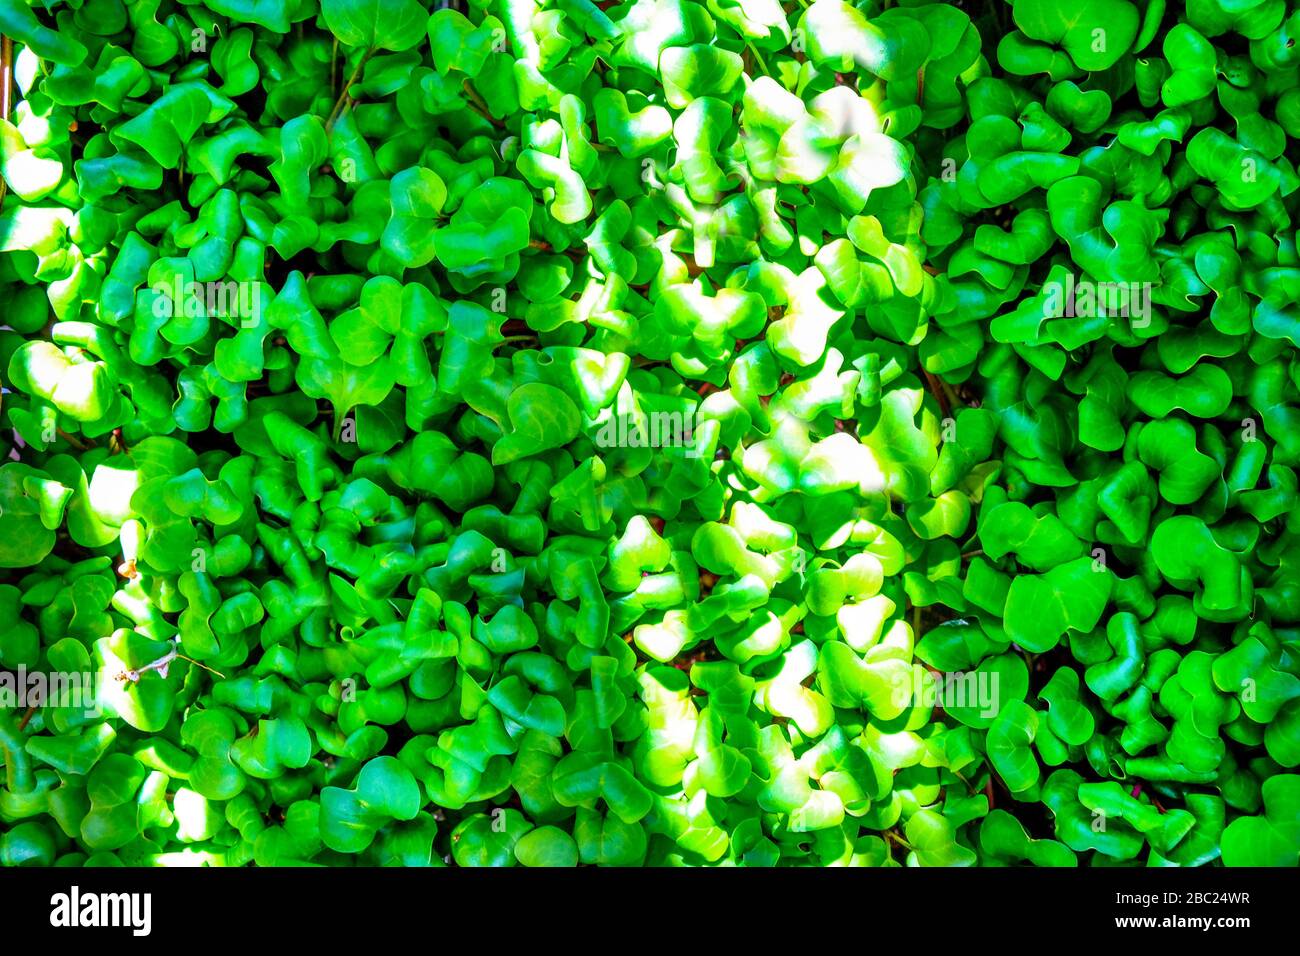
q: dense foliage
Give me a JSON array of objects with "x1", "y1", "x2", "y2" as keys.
[{"x1": 1, "y1": 0, "x2": 1298, "y2": 867}]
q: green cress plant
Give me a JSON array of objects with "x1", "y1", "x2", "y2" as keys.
[{"x1": 0, "y1": 0, "x2": 1298, "y2": 868}]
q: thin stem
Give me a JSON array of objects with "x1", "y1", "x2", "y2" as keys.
[
  {"x1": 334, "y1": 96, "x2": 354, "y2": 128},
  {"x1": 327, "y1": 48, "x2": 373, "y2": 131},
  {"x1": 176, "y1": 653, "x2": 226, "y2": 680},
  {"x1": 940, "y1": 378, "x2": 962, "y2": 411},
  {"x1": 746, "y1": 42, "x2": 771, "y2": 76},
  {"x1": 528, "y1": 237, "x2": 584, "y2": 260},
  {"x1": 885, "y1": 831, "x2": 914, "y2": 850},
  {"x1": 117, "y1": 640, "x2": 225, "y2": 683},
  {"x1": 463, "y1": 80, "x2": 503, "y2": 127},
  {"x1": 922, "y1": 368, "x2": 951, "y2": 420},
  {"x1": 952, "y1": 768, "x2": 976, "y2": 793},
  {"x1": 117, "y1": 643, "x2": 179, "y2": 683},
  {"x1": 0, "y1": 35, "x2": 12, "y2": 209},
  {"x1": 0, "y1": 710, "x2": 34, "y2": 793},
  {"x1": 465, "y1": 99, "x2": 497, "y2": 127},
  {"x1": 57, "y1": 428, "x2": 91, "y2": 450},
  {"x1": 330, "y1": 37, "x2": 339, "y2": 97},
  {"x1": 0, "y1": 36, "x2": 11, "y2": 119}
]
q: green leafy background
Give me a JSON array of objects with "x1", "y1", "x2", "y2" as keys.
[{"x1": 0, "y1": 0, "x2": 1298, "y2": 868}]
